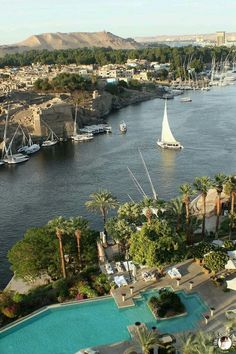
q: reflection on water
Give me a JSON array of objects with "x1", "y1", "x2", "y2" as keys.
[
  {"x1": 159, "y1": 149, "x2": 178, "y2": 171},
  {"x1": 1, "y1": 85, "x2": 236, "y2": 288}
]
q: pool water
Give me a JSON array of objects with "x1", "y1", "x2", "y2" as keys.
[{"x1": 0, "y1": 290, "x2": 208, "y2": 354}]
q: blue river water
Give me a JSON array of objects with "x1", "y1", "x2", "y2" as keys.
[{"x1": 0, "y1": 85, "x2": 236, "y2": 288}]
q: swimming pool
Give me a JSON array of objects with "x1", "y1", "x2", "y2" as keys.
[{"x1": 0, "y1": 289, "x2": 208, "y2": 354}]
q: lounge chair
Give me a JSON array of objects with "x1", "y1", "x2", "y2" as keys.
[
  {"x1": 115, "y1": 262, "x2": 124, "y2": 273},
  {"x1": 225, "y1": 309, "x2": 236, "y2": 319},
  {"x1": 123, "y1": 261, "x2": 134, "y2": 272},
  {"x1": 142, "y1": 271, "x2": 156, "y2": 281},
  {"x1": 114, "y1": 275, "x2": 128, "y2": 287},
  {"x1": 105, "y1": 263, "x2": 114, "y2": 275},
  {"x1": 167, "y1": 267, "x2": 182, "y2": 279}
]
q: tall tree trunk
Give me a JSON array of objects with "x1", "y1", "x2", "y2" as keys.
[
  {"x1": 56, "y1": 228, "x2": 66, "y2": 279},
  {"x1": 101, "y1": 207, "x2": 106, "y2": 230},
  {"x1": 185, "y1": 200, "x2": 190, "y2": 243},
  {"x1": 229, "y1": 192, "x2": 235, "y2": 240},
  {"x1": 145, "y1": 208, "x2": 152, "y2": 224},
  {"x1": 231, "y1": 192, "x2": 235, "y2": 215},
  {"x1": 202, "y1": 194, "x2": 206, "y2": 239},
  {"x1": 215, "y1": 191, "x2": 221, "y2": 237},
  {"x1": 75, "y1": 229, "x2": 81, "y2": 269}
]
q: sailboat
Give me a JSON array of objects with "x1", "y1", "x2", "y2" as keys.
[
  {"x1": 17, "y1": 126, "x2": 40, "y2": 154},
  {"x1": 157, "y1": 100, "x2": 183, "y2": 150},
  {"x1": 41, "y1": 120, "x2": 59, "y2": 147},
  {"x1": 71, "y1": 104, "x2": 94, "y2": 142},
  {"x1": 3, "y1": 125, "x2": 29, "y2": 164}
]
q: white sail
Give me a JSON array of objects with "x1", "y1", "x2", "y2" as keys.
[
  {"x1": 73, "y1": 104, "x2": 78, "y2": 136},
  {"x1": 161, "y1": 100, "x2": 177, "y2": 143}
]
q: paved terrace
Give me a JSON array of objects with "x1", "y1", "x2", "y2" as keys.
[{"x1": 97, "y1": 259, "x2": 236, "y2": 353}]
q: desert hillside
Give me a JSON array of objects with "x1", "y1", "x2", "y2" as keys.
[{"x1": 0, "y1": 31, "x2": 141, "y2": 56}]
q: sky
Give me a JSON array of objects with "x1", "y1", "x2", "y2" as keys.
[{"x1": 0, "y1": 0, "x2": 235, "y2": 44}]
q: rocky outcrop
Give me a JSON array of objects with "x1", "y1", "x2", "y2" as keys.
[{"x1": 0, "y1": 87, "x2": 165, "y2": 144}]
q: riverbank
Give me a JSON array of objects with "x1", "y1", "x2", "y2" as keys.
[{"x1": 0, "y1": 86, "x2": 166, "y2": 145}]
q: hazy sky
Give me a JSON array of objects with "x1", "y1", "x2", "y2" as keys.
[{"x1": 0, "y1": 0, "x2": 235, "y2": 44}]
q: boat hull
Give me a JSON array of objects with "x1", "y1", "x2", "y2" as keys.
[
  {"x1": 157, "y1": 141, "x2": 183, "y2": 150},
  {"x1": 41, "y1": 140, "x2": 58, "y2": 147},
  {"x1": 25, "y1": 144, "x2": 40, "y2": 154}
]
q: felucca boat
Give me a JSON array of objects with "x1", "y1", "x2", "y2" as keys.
[{"x1": 157, "y1": 100, "x2": 183, "y2": 150}]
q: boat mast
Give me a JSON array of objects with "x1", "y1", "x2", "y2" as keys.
[
  {"x1": 2, "y1": 104, "x2": 10, "y2": 158},
  {"x1": 138, "y1": 149, "x2": 158, "y2": 200}
]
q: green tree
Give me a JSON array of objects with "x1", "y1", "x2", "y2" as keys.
[
  {"x1": 180, "y1": 331, "x2": 216, "y2": 354},
  {"x1": 132, "y1": 326, "x2": 165, "y2": 354},
  {"x1": 193, "y1": 176, "x2": 212, "y2": 238},
  {"x1": 212, "y1": 173, "x2": 227, "y2": 236},
  {"x1": 168, "y1": 197, "x2": 184, "y2": 232},
  {"x1": 204, "y1": 251, "x2": 229, "y2": 274},
  {"x1": 180, "y1": 183, "x2": 195, "y2": 243},
  {"x1": 224, "y1": 175, "x2": 236, "y2": 239},
  {"x1": 8, "y1": 217, "x2": 97, "y2": 281},
  {"x1": 129, "y1": 220, "x2": 184, "y2": 267},
  {"x1": 85, "y1": 190, "x2": 118, "y2": 230}
]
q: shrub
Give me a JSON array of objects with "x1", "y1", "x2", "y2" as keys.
[
  {"x1": 204, "y1": 251, "x2": 229, "y2": 273},
  {"x1": 223, "y1": 240, "x2": 235, "y2": 251},
  {"x1": 148, "y1": 290, "x2": 185, "y2": 318},
  {"x1": 191, "y1": 242, "x2": 215, "y2": 259},
  {"x1": 2, "y1": 304, "x2": 18, "y2": 318},
  {"x1": 52, "y1": 278, "x2": 69, "y2": 298}
]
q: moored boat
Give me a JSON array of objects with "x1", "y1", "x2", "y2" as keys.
[
  {"x1": 180, "y1": 97, "x2": 192, "y2": 102},
  {"x1": 119, "y1": 121, "x2": 127, "y2": 133}
]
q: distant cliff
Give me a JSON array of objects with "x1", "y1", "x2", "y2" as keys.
[{"x1": 0, "y1": 31, "x2": 141, "y2": 56}]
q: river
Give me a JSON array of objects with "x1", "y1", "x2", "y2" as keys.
[{"x1": 1, "y1": 84, "x2": 236, "y2": 289}]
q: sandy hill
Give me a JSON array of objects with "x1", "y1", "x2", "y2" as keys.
[{"x1": 0, "y1": 31, "x2": 141, "y2": 56}]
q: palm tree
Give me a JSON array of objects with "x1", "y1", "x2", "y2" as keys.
[
  {"x1": 225, "y1": 175, "x2": 236, "y2": 239},
  {"x1": 56, "y1": 228, "x2": 66, "y2": 279},
  {"x1": 133, "y1": 326, "x2": 165, "y2": 354},
  {"x1": 169, "y1": 197, "x2": 183, "y2": 232},
  {"x1": 85, "y1": 189, "x2": 118, "y2": 230},
  {"x1": 180, "y1": 183, "x2": 195, "y2": 243},
  {"x1": 212, "y1": 173, "x2": 227, "y2": 236},
  {"x1": 181, "y1": 331, "x2": 216, "y2": 354},
  {"x1": 48, "y1": 217, "x2": 69, "y2": 279},
  {"x1": 193, "y1": 176, "x2": 212, "y2": 238}
]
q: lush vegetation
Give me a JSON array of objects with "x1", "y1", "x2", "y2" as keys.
[
  {"x1": 203, "y1": 251, "x2": 229, "y2": 274},
  {"x1": 0, "y1": 46, "x2": 234, "y2": 71},
  {"x1": 8, "y1": 216, "x2": 98, "y2": 280},
  {"x1": 3, "y1": 172, "x2": 236, "y2": 327},
  {"x1": 148, "y1": 289, "x2": 185, "y2": 318},
  {"x1": 34, "y1": 73, "x2": 93, "y2": 92}
]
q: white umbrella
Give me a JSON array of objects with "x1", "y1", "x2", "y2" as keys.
[
  {"x1": 225, "y1": 260, "x2": 236, "y2": 270},
  {"x1": 226, "y1": 278, "x2": 236, "y2": 291}
]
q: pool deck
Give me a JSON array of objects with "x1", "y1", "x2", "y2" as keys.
[{"x1": 106, "y1": 259, "x2": 236, "y2": 353}]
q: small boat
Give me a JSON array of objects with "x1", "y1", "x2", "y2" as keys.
[
  {"x1": 180, "y1": 97, "x2": 192, "y2": 102},
  {"x1": 71, "y1": 104, "x2": 94, "y2": 142},
  {"x1": 119, "y1": 121, "x2": 127, "y2": 133},
  {"x1": 41, "y1": 130, "x2": 58, "y2": 147},
  {"x1": 157, "y1": 100, "x2": 183, "y2": 150},
  {"x1": 2, "y1": 115, "x2": 30, "y2": 165},
  {"x1": 104, "y1": 125, "x2": 112, "y2": 133},
  {"x1": 0, "y1": 161, "x2": 4, "y2": 166},
  {"x1": 4, "y1": 153, "x2": 29, "y2": 164},
  {"x1": 73, "y1": 133, "x2": 94, "y2": 142},
  {"x1": 17, "y1": 127, "x2": 40, "y2": 154}
]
